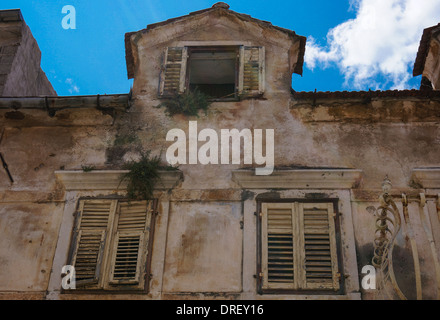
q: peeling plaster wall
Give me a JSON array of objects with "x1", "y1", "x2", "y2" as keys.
[
  {"x1": 0, "y1": 203, "x2": 63, "y2": 293},
  {"x1": 162, "y1": 201, "x2": 243, "y2": 294},
  {"x1": 1, "y1": 10, "x2": 440, "y2": 300},
  {"x1": 290, "y1": 98, "x2": 440, "y2": 189}
]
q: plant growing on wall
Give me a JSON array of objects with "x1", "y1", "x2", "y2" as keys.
[
  {"x1": 81, "y1": 165, "x2": 96, "y2": 172},
  {"x1": 156, "y1": 88, "x2": 211, "y2": 117},
  {"x1": 120, "y1": 151, "x2": 178, "y2": 200}
]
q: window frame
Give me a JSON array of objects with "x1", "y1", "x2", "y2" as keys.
[
  {"x1": 186, "y1": 45, "x2": 240, "y2": 101},
  {"x1": 63, "y1": 197, "x2": 158, "y2": 294},
  {"x1": 159, "y1": 45, "x2": 265, "y2": 101},
  {"x1": 256, "y1": 198, "x2": 345, "y2": 295}
]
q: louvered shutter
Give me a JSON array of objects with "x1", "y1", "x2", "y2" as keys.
[
  {"x1": 299, "y1": 203, "x2": 339, "y2": 290},
  {"x1": 108, "y1": 200, "x2": 152, "y2": 288},
  {"x1": 261, "y1": 202, "x2": 340, "y2": 292},
  {"x1": 70, "y1": 199, "x2": 116, "y2": 287},
  {"x1": 437, "y1": 194, "x2": 440, "y2": 221},
  {"x1": 159, "y1": 47, "x2": 188, "y2": 97},
  {"x1": 261, "y1": 203, "x2": 297, "y2": 290},
  {"x1": 238, "y1": 46, "x2": 265, "y2": 97}
]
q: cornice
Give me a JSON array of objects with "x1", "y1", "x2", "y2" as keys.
[
  {"x1": 55, "y1": 170, "x2": 183, "y2": 191},
  {"x1": 232, "y1": 169, "x2": 363, "y2": 189}
]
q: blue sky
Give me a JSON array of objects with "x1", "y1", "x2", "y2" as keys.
[{"x1": 1, "y1": 0, "x2": 439, "y2": 96}]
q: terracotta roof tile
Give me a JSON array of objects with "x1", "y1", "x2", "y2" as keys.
[{"x1": 291, "y1": 88, "x2": 440, "y2": 101}]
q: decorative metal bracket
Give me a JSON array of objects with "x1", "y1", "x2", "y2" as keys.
[
  {"x1": 0, "y1": 128, "x2": 14, "y2": 184},
  {"x1": 372, "y1": 176, "x2": 440, "y2": 300},
  {"x1": 372, "y1": 176, "x2": 406, "y2": 299}
]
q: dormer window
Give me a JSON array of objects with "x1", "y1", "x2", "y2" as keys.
[
  {"x1": 159, "y1": 45, "x2": 265, "y2": 100},
  {"x1": 188, "y1": 47, "x2": 238, "y2": 99}
]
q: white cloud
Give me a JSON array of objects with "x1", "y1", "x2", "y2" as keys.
[
  {"x1": 305, "y1": 0, "x2": 440, "y2": 90},
  {"x1": 65, "y1": 78, "x2": 80, "y2": 94}
]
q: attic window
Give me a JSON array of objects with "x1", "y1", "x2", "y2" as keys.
[
  {"x1": 159, "y1": 45, "x2": 265, "y2": 100},
  {"x1": 188, "y1": 47, "x2": 238, "y2": 99}
]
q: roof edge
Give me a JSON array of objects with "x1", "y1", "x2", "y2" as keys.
[
  {"x1": 125, "y1": 31, "x2": 136, "y2": 79},
  {"x1": 0, "y1": 94, "x2": 130, "y2": 116},
  {"x1": 291, "y1": 88, "x2": 440, "y2": 101},
  {"x1": 0, "y1": 9, "x2": 23, "y2": 22},
  {"x1": 413, "y1": 23, "x2": 440, "y2": 77},
  {"x1": 294, "y1": 36, "x2": 307, "y2": 76},
  {"x1": 144, "y1": 4, "x2": 298, "y2": 37},
  {"x1": 124, "y1": 3, "x2": 306, "y2": 79}
]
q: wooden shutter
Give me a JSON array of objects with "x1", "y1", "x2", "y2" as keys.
[
  {"x1": 238, "y1": 46, "x2": 265, "y2": 97},
  {"x1": 299, "y1": 203, "x2": 339, "y2": 290},
  {"x1": 159, "y1": 47, "x2": 188, "y2": 97},
  {"x1": 108, "y1": 200, "x2": 153, "y2": 288},
  {"x1": 437, "y1": 194, "x2": 440, "y2": 222},
  {"x1": 261, "y1": 201, "x2": 340, "y2": 292},
  {"x1": 261, "y1": 203, "x2": 297, "y2": 290},
  {"x1": 70, "y1": 199, "x2": 116, "y2": 287}
]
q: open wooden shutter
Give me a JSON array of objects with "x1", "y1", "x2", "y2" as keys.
[
  {"x1": 261, "y1": 203, "x2": 297, "y2": 290},
  {"x1": 238, "y1": 46, "x2": 265, "y2": 97},
  {"x1": 159, "y1": 47, "x2": 188, "y2": 97},
  {"x1": 437, "y1": 194, "x2": 440, "y2": 221},
  {"x1": 108, "y1": 200, "x2": 153, "y2": 288},
  {"x1": 70, "y1": 199, "x2": 116, "y2": 287},
  {"x1": 299, "y1": 203, "x2": 339, "y2": 290}
]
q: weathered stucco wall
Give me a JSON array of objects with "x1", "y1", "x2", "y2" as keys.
[
  {"x1": 1, "y1": 5, "x2": 440, "y2": 300},
  {"x1": 1, "y1": 84, "x2": 439, "y2": 301},
  {"x1": 0, "y1": 202, "x2": 63, "y2": 296},
  {"x1": 162, "y1": 201, "x2": 242, "y2": 295}
]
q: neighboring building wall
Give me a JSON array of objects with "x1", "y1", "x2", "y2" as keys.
[{"x1": 0, "y1": 10, "x2": 56, "y2": 96}]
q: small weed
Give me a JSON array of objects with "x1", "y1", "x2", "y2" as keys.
[
  {"x1": 156, "y1": 88, "x2": 211, "y2": 117},
  {"x1": 113, "y1": 132, "x2": 138, "y2": 146},
  {"x1": 120, "y1": 151, "x2": 178, "y2": 200},
  {"x1": 81, "y1": 165, "x2": 95, "y2": 172}
]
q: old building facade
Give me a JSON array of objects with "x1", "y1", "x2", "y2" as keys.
[{"x1": 1, "y1": 3, "x2": 440, "y2": 300}]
